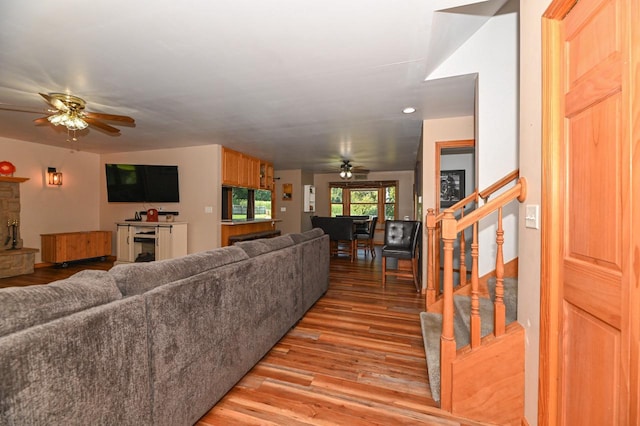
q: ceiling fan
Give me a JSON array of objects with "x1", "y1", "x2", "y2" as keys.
[
  {"x1": 338, "y1": 160, "x2": 369, "y2": 179},
  {"x1": 34, "y1": 93, "x2": 134, "y2": 135},
  {"x1": 0, "y1": 92, "x2": 135, "y2": 137}
]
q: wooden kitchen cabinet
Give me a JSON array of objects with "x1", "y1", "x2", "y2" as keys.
[
  {"x1": 222, "y1": 146, "x2": 270, "y2": 189},
  {"x1": 41, "y1": 231, "x2": 112, "y2": 265},
  {"x1": 222, "y1": 147, "x2": 242, "y2": 185}
]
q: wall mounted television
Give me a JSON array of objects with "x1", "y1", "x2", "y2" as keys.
[{"x1": 105, "y1": 164, "x2": 180, "y2": 203}]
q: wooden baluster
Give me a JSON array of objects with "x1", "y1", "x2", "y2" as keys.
[
  {"x1": 470, "y1": 222, "x2": 480, "y2": 348},
  {"x1": 426, "y1": 208, "x2": 436, "y2": 309},
  {"x1": 440, "y1": 210, "x2": 457, "y2": 411},
  {"x1": 494, "y1": 207, "x2": 505, "y2": 336},
  {"x1": 459, "y1": 210, "x2": 467, "y2": 287}
]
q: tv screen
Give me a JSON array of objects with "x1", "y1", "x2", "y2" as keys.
[{"x1": 105, "y1": 164, "x2": 180, "y2": 203}]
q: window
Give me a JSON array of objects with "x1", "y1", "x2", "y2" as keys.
[
  {"x1": 330, "y1": 187, "x2": 344, "y2": 216},
  {"x1": 329, "y1": 181, "x2": 397, "y2": 222},
  {"x1": 222, "y1": 187, "x2": 273, "y2": 220},
  {"x1": 349, "y1": 189, "x2": 378, "y2": 216},
  {"x1": 231, "y1": 187, "x2": 249, "y2": 220},
  {"x1": 384, "y1": 186, "x2": 396, "y2": 222},
  {"x1": 254, "y1": 189, "x2": 272, "y2": 219}
]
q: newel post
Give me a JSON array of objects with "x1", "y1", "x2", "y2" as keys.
[
  {"x1": 439, "y1": 209, "x2": 457, "y2": 411},
  {"x1": 426, "y1": 208, "x2": 436, "y2": 309}
]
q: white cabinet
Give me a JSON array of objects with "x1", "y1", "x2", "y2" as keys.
[
  {"x1": 115, "y1": 222, "x2": 187, "y2": 264},
  {"x1": 303, "y1": 185, "x2": 315, "y2": 212}
]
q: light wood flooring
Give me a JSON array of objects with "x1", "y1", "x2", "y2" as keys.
[{"x1": 0, "y1": 250, "x2": 489, "y2": 425}]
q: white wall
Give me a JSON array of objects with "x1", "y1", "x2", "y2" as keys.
[
  {"x1": 0, "y1": 137, "x2": 101, "y2": 263},
  {"x1": 520, "y1": 0, "x2": 549, "y2": 423},
  {"x1": 421, "y1": 116, "x2": 475, "y2": 288},
  {"x1": 427, "y1": 1, "x2": 519, "y2": 277},
  {"x1": 100, "y1": 145, "x2": 222, "y2": 253}
]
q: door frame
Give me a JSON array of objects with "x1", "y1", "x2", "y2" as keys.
[{"x1": 539, "y1": 2, "x2": 568, "y2": 422}]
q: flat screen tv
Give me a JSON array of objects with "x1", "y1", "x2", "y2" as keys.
[{"x1": 105, "y1": 164, "x2": 180, "y2": 203}]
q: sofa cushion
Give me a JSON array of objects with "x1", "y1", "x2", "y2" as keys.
[
  {"x1": 288, "y1": 228, "x2": 324, "y2": 244},
  {"x1": 234, "y1": 234, "x2": 294, "y2": 258},
  {"x1": 110, "y1": 246, "x2": 249, "y2": 296},
  {"x1": 0, "y1": 296, "x2": 151, "y2": 424},
  {"x1": 0, "y1": 269, "x2": 121, "y2": 337}
]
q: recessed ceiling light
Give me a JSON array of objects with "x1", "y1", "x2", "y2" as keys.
[{"x1": 403, "y1": 107, "x2": 416, "y2": 114}]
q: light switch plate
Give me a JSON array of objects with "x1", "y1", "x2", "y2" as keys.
[
  {"x1": 280, "y1": 207, "x2": 286, "y2": 212},
  {"x1": 525, "y1": 204, "x2": 539, "y2": 229}
]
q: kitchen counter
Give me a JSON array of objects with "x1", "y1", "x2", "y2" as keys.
[{"x1": 220, "y1": 219, "x2": 281, "y2": 246}]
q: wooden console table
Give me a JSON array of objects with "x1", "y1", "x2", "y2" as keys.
[{"x1": 41, "y1": 231, "x2": 112, "y2": 266}]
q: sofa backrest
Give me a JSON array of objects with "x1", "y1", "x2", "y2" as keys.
[
  {"x1": 110, "y1": 245, "x2": 249, "y2": 296},
  {"x1": 288, "y1": 228, "x2": 324, "y2": 244},
  {"x1": 233, "y1": 234, "x2": 294, "y2": 258},
  {"x1": 0, "y1": 270, "x2": 121, "y2": 337}
]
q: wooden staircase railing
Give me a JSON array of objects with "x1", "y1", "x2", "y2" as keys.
[
  {"x1": 426, "y1": 171, "x2": 527, "y2": 412},
  {"x1": 425, "y1": 169, "x2": 522, "y2": 309},
  {"x1": 425, "y1": 190, "x2": 479, "y2": 307}
]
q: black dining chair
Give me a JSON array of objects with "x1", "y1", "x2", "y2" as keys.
[
  {"x1": 311, "y1": 216, "x2": 356, "y2": 262},
  {"x1": 381, "y1": 220, "x2": 421, "y2": 291},
  {"x1": 355, "y1": 216, "x2": 377, "y2": 258}
]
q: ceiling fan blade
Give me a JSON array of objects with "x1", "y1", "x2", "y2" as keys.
[
  {"x1": 352, "y1": 166, "x2": 370, "y2": 173},
  {"x1": 0, "y1": 104, "x2": 48, "y2": 114},
  {"x1": 39, "y1": 93, "x2": 68, "y2": 112},
  {"x1": 84, "y1": 111, "x2": 135, "y2": 123},
  {"x1": 85, "y1": 117, "x2": 120, "y2": 134},
  {"x1": 33, "y1": 116, "x2": 51, "y2": 125}
]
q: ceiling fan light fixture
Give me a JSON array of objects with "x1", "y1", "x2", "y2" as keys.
[
  {"x1": 47, "y1": 111, "x2": 88, "y2": 131},
  {"x1": 67, "y1": 115, "x2": 88, "y2": 131},
  {"x1": 47, "y1": 113, "x2": 66, "y2": 125},
  {"x1": 339, "y1": 160, "x2": 353, "y2": 179}
]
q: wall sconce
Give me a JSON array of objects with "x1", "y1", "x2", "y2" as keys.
[{"x1": 47, "y1": 167, "x2": 63, "y2": 186}]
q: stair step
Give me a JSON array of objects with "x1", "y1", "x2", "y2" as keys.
[
  {"x1": 420, "y1": 311, "x2": 442, "y2": 403},
  {"x1": 453, "y1": 295, "x2": 496, "y2": 349},
  {"x1": 421, "y1": 278, "x2": 519, "y2": 405}
]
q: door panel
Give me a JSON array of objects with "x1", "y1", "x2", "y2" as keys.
[
  {"x1": 567, "y1": 94, "x2": 621, "y2": 267},
  {"x1": 562, "y1": 303, "x2": 620, "y2": 424},
  {"x1": 560, "y1": 0, "x2": 626, "y2": 423}
]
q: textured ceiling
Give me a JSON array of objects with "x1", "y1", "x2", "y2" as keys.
[{"x1": 0, "y1": 0, "x2": 508, "y2": 173}]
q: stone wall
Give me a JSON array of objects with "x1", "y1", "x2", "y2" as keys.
[
  {"x1": 0, "y1": 178, "x2": 35, "y2": 278},
  {"x1": 0, "y1": 180, "x2": 23, "y2": 250}
]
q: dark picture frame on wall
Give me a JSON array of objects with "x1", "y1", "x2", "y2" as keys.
[{"x1": 440, "y1": 169, "x2": 465, "y2": 208}]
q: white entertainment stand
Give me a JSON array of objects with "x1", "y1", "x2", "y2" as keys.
[{"x1": 115, "y1": 221, "x2": 187, "y2": 264}]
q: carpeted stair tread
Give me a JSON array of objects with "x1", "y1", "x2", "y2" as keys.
[
  {"x1": 453, "y1": 294, "x2": 496, "y2": 348},
  {"x1": 420, "y1": 311, "x2": 442, "y2": 402}
]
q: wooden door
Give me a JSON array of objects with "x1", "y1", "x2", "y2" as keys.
[{"x1": 541, "y1": 0, "x2": 639, "y2": 423}]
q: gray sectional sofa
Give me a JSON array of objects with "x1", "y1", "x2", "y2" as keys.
[{"x1": 0, "y1": 228, "x2": 329, "y2": 426}]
